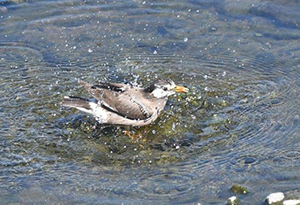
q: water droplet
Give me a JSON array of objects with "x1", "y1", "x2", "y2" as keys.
[{"x1": 172, "y1": 123, "x2": 176, "y2": 130}]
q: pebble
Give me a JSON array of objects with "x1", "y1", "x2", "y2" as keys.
[
  {"x1": 265, "y1": 192, "x2": 285, "y2": 204},
  {"x1": 283, "y1": 199, "x2": 300, "y2": 205},
  {"x1": 230, "y1": 184, "x2": 249, "y2": 194},
  {"x1": 222, "y1": 192, "x2": 300, "y2": 204},
  {"x1": 227, "y1": 196, "x2": 240, "y2": 205}
]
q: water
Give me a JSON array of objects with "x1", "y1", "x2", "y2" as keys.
[{"x1": 0, "y1": 0, "x2": 299, "y2": 204}]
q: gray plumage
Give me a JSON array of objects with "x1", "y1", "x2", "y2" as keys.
[{"x1": 62, "y1": 79, "x2": 188, "y2": 126}]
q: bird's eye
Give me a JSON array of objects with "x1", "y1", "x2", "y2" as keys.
[{"x1": 163, "y1": 87, "x2": 168, "y2": 91}]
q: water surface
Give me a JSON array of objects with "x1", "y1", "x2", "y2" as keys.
[{"x1": 0, "y1": 0, "x2": 299, "y2": 204}]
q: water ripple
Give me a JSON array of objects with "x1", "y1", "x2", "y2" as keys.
[
  {"x1": 1, "y1": 1, "x2": 300, "y2": 203},
  {"x1": 136, "y1": 170, "x2": 195, "y2": 198}
]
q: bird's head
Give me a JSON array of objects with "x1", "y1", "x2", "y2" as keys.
[{"x1": 145, "y1": 79, "x2": 189, "y2": 98}]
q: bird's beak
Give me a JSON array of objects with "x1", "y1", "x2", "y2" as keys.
[{"x1": 174, "y1": 85, "x2": 189, "y2": 93}]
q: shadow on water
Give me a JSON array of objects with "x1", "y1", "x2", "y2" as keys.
[{"x1": 0, "y1": 0, "x2": 300, "y2": 204}]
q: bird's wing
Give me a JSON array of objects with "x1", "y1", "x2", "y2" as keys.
[
  {"x1": 114, "y1": 93, "x2": 154, "y2": 120},
  {"x1": 79, "y1": 81, "x2": 127, "y2": 94},
  {"x1": 79, "y1": 81, "x2": 153, "y2": 120}
]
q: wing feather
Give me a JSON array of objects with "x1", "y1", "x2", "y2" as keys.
[
  {"x1": 79, "y1": 81, "x2": 152, "y2": 120},
  {"x1": 114, "y1": 94, "x2": 153, "y2": 120}
]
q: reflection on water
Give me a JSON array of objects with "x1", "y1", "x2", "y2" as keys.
[{"x1": 0, "y1": 0, "x2": 299, "y2": 204}]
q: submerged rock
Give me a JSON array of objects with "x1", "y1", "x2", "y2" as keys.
[
  {"x1": 227, "y1": 196, "x2": 240, "y2": 205},
  {"x1": 230, "y1": 184, "x2": 249, "y2": 194},
  {"x1": 265, "y1": 192, "x2": 285, "y2": 204},
  {"x1": 283, "y1": 199, "x2": 300, "y2": 205}
]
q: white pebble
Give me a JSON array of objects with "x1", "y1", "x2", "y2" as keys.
[
  {"x1": 228, "y1": 196, "x2": 237, "y2": 202},
  {"x1": 227, "y1": 196, "x2": 239, "y2": 205},
  {"x1": 283, "y1": 199, "x2": 300, "y2": 205},
  {"x1": 265, "y1": 192, "x2": 285, "y2": 204}
]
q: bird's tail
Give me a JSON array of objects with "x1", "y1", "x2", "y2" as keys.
[{"x1": 62, "y1": 96, "x2": 93, "y2": 114}]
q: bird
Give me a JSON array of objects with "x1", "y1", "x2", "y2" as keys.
[{"x1": 62, "y1": 79, "x2": 188, "y2": 127}]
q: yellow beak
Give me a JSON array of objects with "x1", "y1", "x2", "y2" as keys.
[{"x1": 174, "y1": 85, "x2": 189, "y2": 93}]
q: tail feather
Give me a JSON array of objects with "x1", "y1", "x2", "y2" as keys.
[{"x1": 62, "y1": 96, "x2": 91, "y2": 111}]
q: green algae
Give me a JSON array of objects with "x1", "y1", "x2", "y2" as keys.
[{"x1": 230, "y1": 184, "x2": 249, "y2": 194}]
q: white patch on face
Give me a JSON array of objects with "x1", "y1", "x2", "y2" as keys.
[
  {"x1": 152, "y1": 87, "x2": 175, "y2": 98},
  {"x1": 169, "y1": 81, "x2": 176, "y2": 88}
]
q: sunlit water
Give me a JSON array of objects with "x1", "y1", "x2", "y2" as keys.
[{"x1": 0, "y1": 0, "x2": 299, "y2": 204}]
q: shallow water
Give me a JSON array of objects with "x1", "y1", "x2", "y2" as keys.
[{"x1": 0, "y1": 0, "x2": 299, "y2": 204}]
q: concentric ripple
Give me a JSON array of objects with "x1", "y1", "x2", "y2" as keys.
[
  {"x1": 0, "y1": 0, "x2": 300, "y2": 204},
  {"x1": 136, "y1": 171, "x2": 195, "y2": 198}
]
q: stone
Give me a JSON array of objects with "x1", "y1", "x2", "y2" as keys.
[
  {"x1": 265, "y1": 192, "x2": 285, "y2": 204},
  {"x1": 230, "y1": 184, "x2": 249, "y2": 194},
  {"x1": 283, "y1": 199, "x2": 300, "y2": 205},
  {"x1": 227, "y1": 196, "x2": 240, "y2": 205}
]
